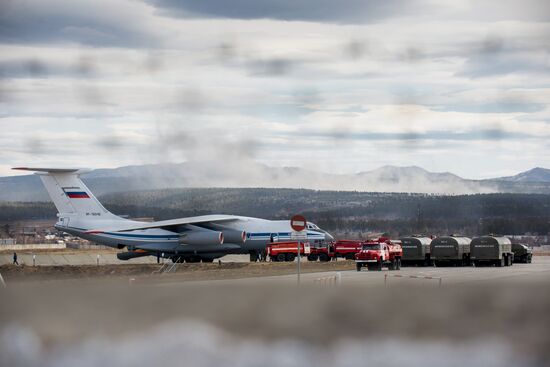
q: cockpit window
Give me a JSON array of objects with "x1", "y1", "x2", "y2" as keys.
[{"x1": 307, "y1": 222, "x2": 319, "y2": 230}]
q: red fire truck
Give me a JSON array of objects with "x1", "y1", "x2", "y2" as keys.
[
  {"x1": 267, "y1": 241, "x2": 337, "y2": 262},
  {"x1": 267, "y1": 241, "x2": 311, "y2": 262},
  {"x1": 306, "y1": 243, "x2": 334, "y2": 262},
  {"x1": 355, "y1": 237, "x2": 403, "y2": 271},
  {"x1": 333, "y1": 240, "x2": 364, "y2": 260}
]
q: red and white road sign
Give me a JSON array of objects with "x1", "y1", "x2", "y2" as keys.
[{"x1": 290, "y1": 214, "x2": 307, "y2": 232}]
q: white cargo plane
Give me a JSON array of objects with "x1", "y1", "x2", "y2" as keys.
[{"x1": 14, "y1": 168, "x2": 334, "y2": 262}]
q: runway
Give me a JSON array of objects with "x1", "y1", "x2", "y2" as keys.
[
  {"x1": 155, "y1": 256, "x2": 550, "y2": 288},
  {"x1": 1, "y1": 257, "x2": 549, "y2": 366}
]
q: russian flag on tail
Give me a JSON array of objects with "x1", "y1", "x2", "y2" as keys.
[{"x1": 63, "y1": 188, "x2": 90, "y2": 199}]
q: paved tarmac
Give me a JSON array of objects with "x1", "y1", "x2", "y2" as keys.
[
  {"x1": 0, "y1": 251, "x2": 254, "y2": 266},
  {"x1": 2, "y1": 257, "x2": 549, "y2": 367},
  {"x1": 166, "y1": 256, "x2": 550, "y2": 287},
  {"x1": 0, "y1": 252, "x2": 159, "y2": 265}
]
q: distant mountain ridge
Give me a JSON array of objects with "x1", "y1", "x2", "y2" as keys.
[
  {"x1": 496, "y1": 167, "x2": 550, "y2": 183},
  {"x1": 1, "y1": 163, "x2": 550, "y2": 201}
]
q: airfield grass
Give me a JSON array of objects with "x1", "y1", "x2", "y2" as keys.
[{"x1": 0, "y1": 260, "x2": 356, "y2": 283}]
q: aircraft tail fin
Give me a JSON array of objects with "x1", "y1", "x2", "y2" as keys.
[{"x1": 13, "y1": 167, "x2": 122, "y2": 221}]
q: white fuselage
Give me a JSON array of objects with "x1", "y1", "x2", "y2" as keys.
[{"x1": 56, "y1": 215, "x2": 332, "y2": 256}]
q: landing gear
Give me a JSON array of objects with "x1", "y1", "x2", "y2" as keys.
[
  {"x1": 170, "y1": 255, "x2": 204, "y2": 263},
  {"x1": 249, "y1": 250, "x2": 267, "y2": 262}
]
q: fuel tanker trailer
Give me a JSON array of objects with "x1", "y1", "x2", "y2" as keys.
[
  {"x1": 430, "y1": 236, "x2": 471, "y2": 266},
  {"x1": 399, "y1": 236, "x2": 432, "y2": 266},
  {"x1": 470, "y1": 236, "x2": 514, "y2": 267},
  {"x1": 512, "y1": 243, "x2": 533, "y2": 263}
]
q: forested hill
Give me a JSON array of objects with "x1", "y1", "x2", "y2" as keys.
[{"x1": 1, "y1": 188, "x2": 550, "y2": 237}]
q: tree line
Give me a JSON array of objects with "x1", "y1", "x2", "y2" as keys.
[{"x1": 1, "y1": 189, "x2": 549, "y2": 237}]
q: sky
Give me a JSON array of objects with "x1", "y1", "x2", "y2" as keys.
[{"x1": 1, "y1": 0, "x2": 549, "y2": 179}]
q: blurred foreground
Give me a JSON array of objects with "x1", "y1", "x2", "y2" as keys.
[{"x1": 1, "y1": 278, "x2": 549, "y2": 366}]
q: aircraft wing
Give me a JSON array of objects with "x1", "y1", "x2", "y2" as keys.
[{"x1": 86, "y1": 214, "x2": 240, "y2": 234}]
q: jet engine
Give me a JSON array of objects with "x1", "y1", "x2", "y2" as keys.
[
  {"x1": 201, "y1": 224, "x2": 247, "y2": 244},
  {"x1": 179, "y1": 230, "x2": 224, "y2": 245},
  {"x1": 221, "y1": 230, "x2": 247, "y2": 244}
]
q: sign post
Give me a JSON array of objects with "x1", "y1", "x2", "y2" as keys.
[{"x1": 290, "y1": 214, "x2": 307, "y2": 286}]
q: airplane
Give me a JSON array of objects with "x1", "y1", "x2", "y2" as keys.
[{"x1": 13, "y1": 167, "x2": 334, "y2": 262}]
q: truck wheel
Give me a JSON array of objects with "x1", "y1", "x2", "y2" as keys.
[
  {"x1": 367, "y1": 264, "x2": 374, "y2": 271},
  {"x1": 307, "y1": 254, "x2": 318, "y2": 262},
  {"x1": 319, "y1": 253, "x2": 330, "y2": 262},
  {"x1": 356, "y1": 263, "x2": 362, "y2": 272},
  {"x1": 528, "y1": 256, "x2": 532, "y2": 264},
  {"x1": 396, "y1": 258, "x2": 401, "y2": 270},
  {"x1": 377, "y1": 261, "x2": 382, "y2": 271},
  {"x1": 286, "y1": 253, "x2": 296, "y2": 262},
  {"x1": 276, "y1": 253, "x2": 286, "y2": 262}
]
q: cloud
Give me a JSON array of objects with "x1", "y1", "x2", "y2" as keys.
[
  {"x1": 0, "y1": 0, "x2": 158, "y2": 47},
  {"x1": 147, "y1": 0, "x2": 422, "y2": 24},
  {"x1": 1, "y1": 0, "x2": 550, "y2": 181}
]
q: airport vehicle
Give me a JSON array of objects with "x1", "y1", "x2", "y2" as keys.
[
  {"x1": 333, "y1": 240, "x2": 363, "y2": 260},
  {"x1": 470, "y1": 236, "x2": 514, "y2": 267},
  {"x1": 306, "y1": 242, "x2": 335, "y2": 262},
  {"x1": 512, "y1": 243, "x2": 533, "y2": 263},
  {"x1": 399, "y1": 236, "x2": 432, "y2": 266},
  {"x1": 355, "y1": 238, "x2": 402, "y2": 271},
  {"x1": 13, "y1": 168, "x2": 334, "y2": 263},
  {"x1": 267, "y1": 241, "x2": 310, "y2": 262},
  {"x1": 430, "y1": 236, "x2": 471, "y2": 266}
]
